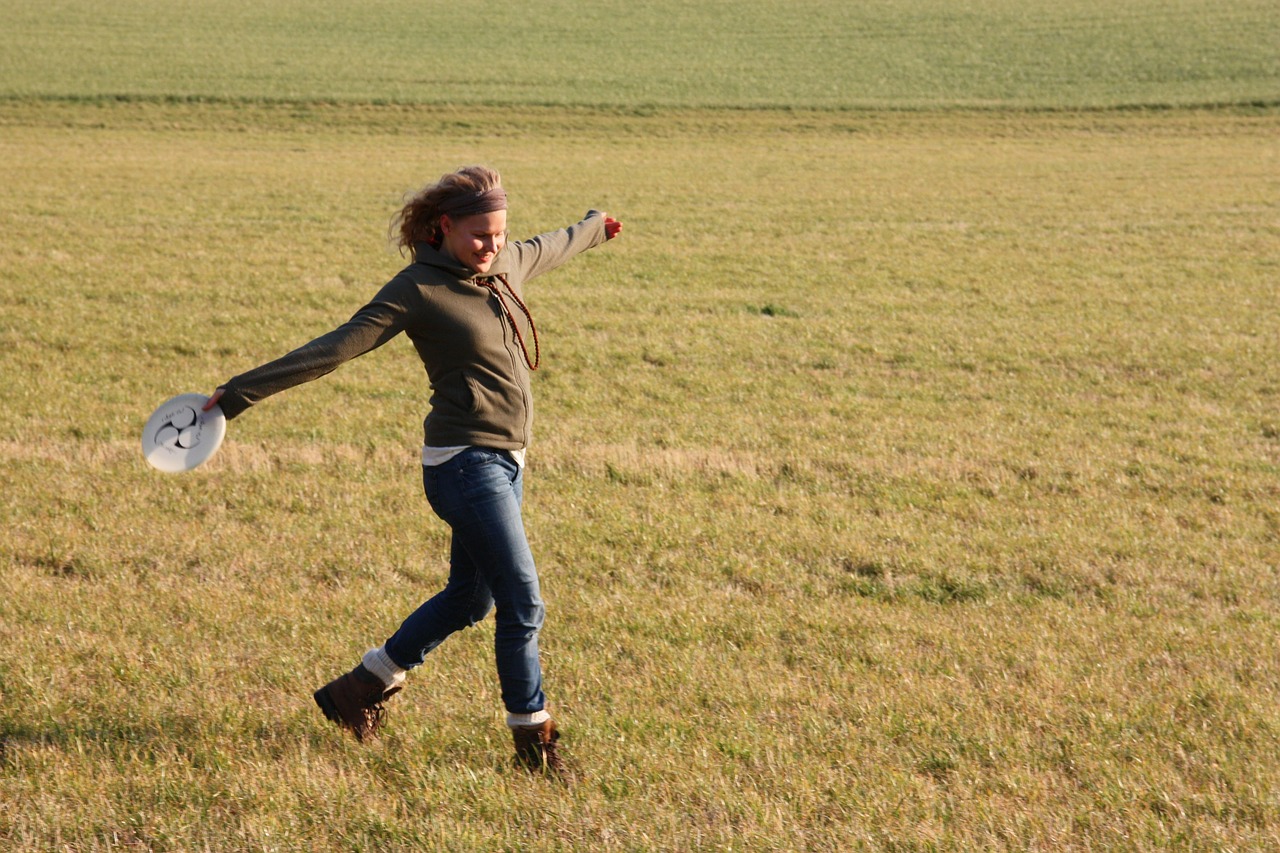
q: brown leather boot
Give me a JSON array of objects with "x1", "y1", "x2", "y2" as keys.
[
  {"x1": 512, "y1": 719, "x2": 571, "y2": 780},
  {"x1": 314, "y1": 664, "x2": 402, "y2": 742}
]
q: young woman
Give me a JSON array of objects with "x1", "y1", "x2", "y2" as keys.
[{"x1": 204, "y1": 165, "x2": 621, "y2": 776}]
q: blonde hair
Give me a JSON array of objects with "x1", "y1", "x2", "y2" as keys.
[{"x1": 392, "y1": 165, "x2": 504, "y2": 257}]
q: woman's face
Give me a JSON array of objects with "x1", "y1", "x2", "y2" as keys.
[{"x1": 440, "y1": 210, "x2": 508, "y2": 275}]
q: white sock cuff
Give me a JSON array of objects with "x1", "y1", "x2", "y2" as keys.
[
  {"x1": 362, "y1": 646, "x2": 407, "y2": 689},
  {"x1": 506, "y1": 709, "x2": 552, "y2": 729}
]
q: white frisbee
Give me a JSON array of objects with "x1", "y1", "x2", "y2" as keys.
[{"x1": 142, "y1": 393, "x2": 226, "y2": 472}]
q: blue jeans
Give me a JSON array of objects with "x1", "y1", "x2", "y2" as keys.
[{"x1": 383, "y1": 448, "x2": 546, "y2": 715}]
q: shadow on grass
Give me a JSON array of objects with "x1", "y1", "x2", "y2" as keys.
[{"x1": 0, "y1": 706, "x2": 335, "y2": 767}]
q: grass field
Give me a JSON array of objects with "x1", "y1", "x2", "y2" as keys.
[{"x1": 2, "y1": 2, "x2": 1279, "y2": 851}]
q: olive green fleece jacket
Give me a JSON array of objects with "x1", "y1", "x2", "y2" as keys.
[{"x1": 217, "y1": 210, "x2": 609, "y2": 450}]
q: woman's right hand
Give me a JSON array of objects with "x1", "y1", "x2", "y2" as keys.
[
  {"x1": 604, "y1": 216, "x2": 622, "y2": 239},
  {"x1": 203, "y1": 387, "x2": 225, "y2": 411}
]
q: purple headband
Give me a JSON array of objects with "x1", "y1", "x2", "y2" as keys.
[{"x1": 440, "y1": 187, "x2": 508, "y2": 219}]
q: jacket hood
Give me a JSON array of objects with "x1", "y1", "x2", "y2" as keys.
[{"x1": 412, "y1": 242, "x2": 512, "y2": 279}]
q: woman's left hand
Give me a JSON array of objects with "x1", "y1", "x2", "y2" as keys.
[{"x1": 604, "y1": 216, "x2": 622, "y2": 240}]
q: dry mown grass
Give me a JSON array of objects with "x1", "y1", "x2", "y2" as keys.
[{"x1": 1, "y1": 101, "x2": 1278, "y2": 850}]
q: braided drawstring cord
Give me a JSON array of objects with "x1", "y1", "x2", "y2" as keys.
[{"x1": 480, "y1": 274, "x2": 540, "y2": 371}]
